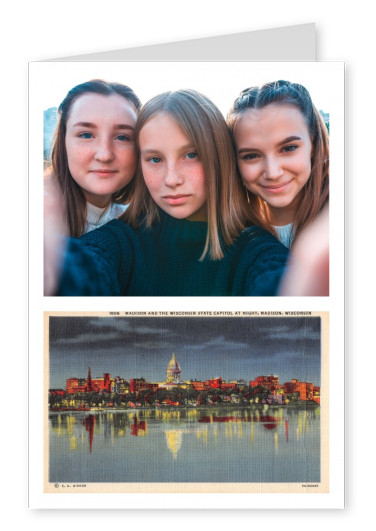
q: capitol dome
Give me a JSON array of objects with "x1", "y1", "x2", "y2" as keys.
[{"x1": 166, "y1": 353, "x2": 181, "y2": 383}]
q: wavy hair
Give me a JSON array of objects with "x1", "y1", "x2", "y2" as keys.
[
  {"x1": 51, "y1": 79, "x2": 141, "y2": 237},
  {"x1": 227, "y1": 80, "x2": 329, "y2": 244}
]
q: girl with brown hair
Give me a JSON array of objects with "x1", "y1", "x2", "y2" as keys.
[
  {"x1": 49, "y1": 79, "x2": 141, "y2": 237},
  {"x1": 227, "y1": 80, "x2": 329, "y2": 249}
]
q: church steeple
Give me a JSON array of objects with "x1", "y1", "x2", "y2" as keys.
[{"x1": 86, "y1": 367, "x2": 93, "y2": 392}]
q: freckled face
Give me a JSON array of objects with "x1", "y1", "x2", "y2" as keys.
[
  {"x1": 234, "y1": 104, "x2": 312, "y2": 225},
  {"x1": 65, "y1": 93, "x2": 138, "y2": 208},
  {"x1": 139, "y1": 113, "x2": 207, "y2": 221}
]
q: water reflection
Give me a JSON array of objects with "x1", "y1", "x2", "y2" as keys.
[
  {"x1": 165, "y1": 430, "x2": 183, "y2": 458},
  {"x1": 49, "y1": 406, "x2": 320, "y2": 483},
  {"x1": 82, "y1": 415, "x2": 95, "y2": 453},
  {"x1": 49, "y1": 407, "x2": 318, "y2": 452},
  {"x1": 131, "y1": 416, "x2": 147, "y2": 436}
]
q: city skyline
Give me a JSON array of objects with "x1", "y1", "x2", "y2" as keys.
[{"x1": 49, "y1": 316, "x2": 321, "y2": 388}]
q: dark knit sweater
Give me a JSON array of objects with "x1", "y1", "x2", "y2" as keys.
[{"x1": 58, "y1": 211, "x2": 289, "y2": 296}]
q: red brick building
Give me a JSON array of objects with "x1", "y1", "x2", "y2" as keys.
[
  {"x1": 66, "y1": 377, "x2": 87, "y2": 394},
  {"x1": 66, "y1": 368, "x2": 112, "y2": 394},
  {"x1": 130, "y1": 378, "x2": 148, "y2": 393},
  {"x1": 283, "y1": 379, "x2": 315, "y2": 401},
  {"x1": 250, "y1": 375, "x2": 280, "y2": 392}
]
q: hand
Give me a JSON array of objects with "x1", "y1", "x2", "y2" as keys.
[
  {"x1": 44, "y1": 175, "x2": 67, "y2": 295},
  {"x1": 279, "y1": 207, "x2": 329, "y2": 296}
]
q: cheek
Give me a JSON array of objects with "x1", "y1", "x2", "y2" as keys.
[
  {"x1": 182, "y1": 163, "x2": 206, "y2": 188},
  {"x1": 119, "y1": 148, "x2": 137, "y2": 174},
  {"x1": 238, "y1": 162, "x2": 258, "y2": 185},
  {"x1": 141, "y1": 164, "x2": 163, "y2": 193},
  {"x1": 66, "y1": 142, "x2": 91, "y2": 172},
  {"x1": 296, "y1": 153, "x2": 312, "y2": 183}
]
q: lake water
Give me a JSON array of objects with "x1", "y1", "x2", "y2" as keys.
[{"x1": 49, "y1": 406, "x2": 320, "y2": 483}]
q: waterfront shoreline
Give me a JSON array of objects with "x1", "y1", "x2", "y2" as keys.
[{"x1": 49, "y1": 401, "x2": 319, "y2": 413}]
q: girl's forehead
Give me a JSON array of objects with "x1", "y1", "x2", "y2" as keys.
[
  {"x1": 143, "y1": 111, "x2": 177, "y2": 128},
  {"x1": 235, "y1": 103, "x2": 308, "y2": 135},
  {"x1": 67, "y1": 92, "x2": 136, "y2": 120},
  {"x1": 140, "y1": 112, "x2": 188, "y2": 140}
]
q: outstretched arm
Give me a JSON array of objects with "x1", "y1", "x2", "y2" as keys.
[
  {"x1": 57, "y1": 222, "x2": 135, "y2": 296},
  {"x1": 44, "y1": 177, "x2": 68, "y2": 295},
  {"x1": 44, "y1": 177, "x2": 136, "y2": 296},
  {"x1": 235, "y1": 227, "x2": 290, "y2": 296},
  {"x1": 279, "y1": 207, "x2": 329, "y2": 296}
]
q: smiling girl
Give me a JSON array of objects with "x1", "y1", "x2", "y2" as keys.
[
  {"x1": 50, "y1": 89, "x2": 289, "y2": 296},
  {"x1": 49, "y1": 79, "x2": 141, "y2": 237},
  {"x1": 227, "y1": 80, "x2": 329, "y2": 248}
]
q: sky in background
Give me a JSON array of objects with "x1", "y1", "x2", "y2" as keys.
[
  {"x1": 39, "y1": 61, "x2": 334, "y2": 117},
  {"x1": 49, "y1": 316, "x2": 321, "y2": 389},
  {"x1": 40, "y1": 61, "x2": 336, "y2": 160}
]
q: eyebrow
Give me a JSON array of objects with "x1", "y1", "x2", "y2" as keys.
[
  {"x1": 72, "y1": 121, "x2": 134, "y2": 130},
  {"x1": 141, "y1": 144, "x2": 196, "y2": 155},
  {"x1": 276, "y1": 135, "x2": 302, "y2": 147},
  {"x1": 237, "y1": 135, "x2": 302, "y2": 154}
]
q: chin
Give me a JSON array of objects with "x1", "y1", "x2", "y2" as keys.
[
  {"x1": 172, "y1": 212, "x2": 191, "y2": 220},
  {"x1": 263, "y1": 196, "x2": 293, "y2": 208}
]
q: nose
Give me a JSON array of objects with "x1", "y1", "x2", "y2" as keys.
[
  {"x1": 95, "y1": 137, "x2": 114, "y2": 162},
  {"x1": 264, "y1": 156, "x2": 284, "y2": 180},
  {"x1": 164, "y1": 161, "x2": 183, "y2": 187}
]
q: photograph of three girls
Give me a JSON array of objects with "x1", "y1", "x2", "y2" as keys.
[{"x1": 44, "y1": 78, "x2": 329, "y2": 296}]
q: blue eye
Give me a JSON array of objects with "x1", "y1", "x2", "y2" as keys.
[
  {"x1": 116, "y1": 134, "x2": 131, "y2": 142},
  {"x1": 79, "y1": 132, "x2": 93, "y2": 139},
  {"x1": 186, "y1": 152, "x2": 197, "y2": 159},
  {"x1": 241, "y1": 153, "x2": 259, "y2": 160},
  {"x1": 282, "y1": 145, "x2": 298, "y2": 152},
  {"x1": 149, "y1": 156, "x2": 162, "y2": 164}
]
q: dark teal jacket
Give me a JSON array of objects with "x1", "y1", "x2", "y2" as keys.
[{"x1": 58, "y1": 211, "x2": 289, "y2": 296}]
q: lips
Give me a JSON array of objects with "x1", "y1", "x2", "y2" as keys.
[
  {"x1": 260, "y1": 180, "x2": 293, "y2": 193},
  {"x1": 163, "y1": 194, "x2": 191, "y2": 205},
  {"x1": 91, "y1": 169, "x2": 118, "y2": 178}
]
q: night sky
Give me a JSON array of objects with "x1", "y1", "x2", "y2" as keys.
[{"x1": 48, "y1": 316, "x2": 321, "y2": 389}]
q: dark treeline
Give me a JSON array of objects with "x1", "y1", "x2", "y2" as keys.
[{"x1": 49, "y1": 384, "x2": 309, "y2": 410}]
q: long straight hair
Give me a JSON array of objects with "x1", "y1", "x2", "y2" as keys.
[
  {"x1": 227, "y1": 80, "x2": 329, "y2": 244},
  {"x1": 122, "y1": 89, "x2": 251, "y2": 260},
  {"x1": 51, "y1": 79, "x2": 141, "y2": 237}
]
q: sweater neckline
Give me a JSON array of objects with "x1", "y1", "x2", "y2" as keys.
[
  {"x1": 86, "y1": 202, "x2": 109, "y2": 225},
  {"x1": 148, "y1": 209, "x2": 208, "y2": 248}
]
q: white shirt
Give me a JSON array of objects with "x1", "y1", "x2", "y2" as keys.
[
  {"x1": 85, "y1": 202, "x2": 128, "y2": 234},
  {"x1": 273, "y1": 223, "x2": 294, "y2": 249}
]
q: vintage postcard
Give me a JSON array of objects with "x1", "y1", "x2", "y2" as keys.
[{"x1": 44, "y1": 311, "x2": 328, "y2": 494}]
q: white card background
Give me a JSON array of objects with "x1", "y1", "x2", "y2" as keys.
[
  {"x1": 4, "y1": 0, "x2": 374, "y2": 524},
  {"x1": 29, "y1": 58, "x2": 344, "y2": 510}
]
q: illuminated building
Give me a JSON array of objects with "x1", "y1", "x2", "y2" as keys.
[
  {"x1": 206, "y1": 377, "x2": 222, "y2": 388},
  {"x1": 49, "y1": 389, "x2": 66, "y2": 396},
  {"x1": 250, "y1": 375, "x2": 280, "y2": 392},
  {"x1": 113, "y1": 376, "x2": 128, "y2": 394},
  {"x1": 66, "y1": 377, "x2": 87, "y2": 394},
  {"x1": 189, "y1": 380, "x2": 205, "y2": 391},
  {"x1": 283, "y1": 379, "x2": 315, "y2": 401},
  {"x1": 130, "y1": 378, "x2": 147, "y2": 393},
  {"x1": 313, "y1": 386, "x2": 321, "y2": 405},
  {"x1": 166, "y1": 353, "x2": 181, "y2": 383},
  {"x1": 66, "y1": 368, "x2": 112, "y2": 394}
]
